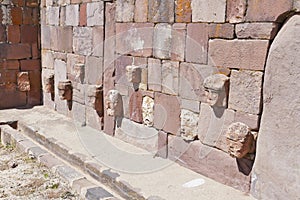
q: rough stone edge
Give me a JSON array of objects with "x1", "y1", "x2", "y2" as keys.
[{"x1": 0, "y1": 124, "x2": 110, "y2": 200}]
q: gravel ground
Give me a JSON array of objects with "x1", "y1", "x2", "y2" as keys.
[{"x1": 0, "y1": 144, "x2": 82, "y2": 200}]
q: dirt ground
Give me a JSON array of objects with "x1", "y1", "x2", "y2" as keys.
[{"x1": 0, "y1": 144, "x2": 82, "y2": 200}]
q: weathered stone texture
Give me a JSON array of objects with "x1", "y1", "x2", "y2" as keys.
[
  {"x1": 161, "y1": 60, "x2": 179, "y2": 95},
  {"x1": 171, "y1": 23, "x2": 186, "y2": 61},
  {"x1": 148, "y1": 58, "x2": 162, "y2": 92},
  {"x1": 226, "y1": 0, "x2": 246, "y2": 23},
  {"x1": 129, "y1": 91, "x2": 143, "y2": 123},
  {"x1": 116, "y1": 23, "x2": 153, "y2": 57},
  {"x1": 134, "y1": 0, "x2": 148, "y2": 22},
  {"x1": 191, "y1": 0, "x2": 226, "y2": 22},
  {"x1": 208, "y1": 23, "x2": 234, "y2": 39},
  {"x1": 154, "y1": 93, "x2": 180, "y2": 135},
  {"x1": 46, "y1": 6, "x2": 59, "y2": 25},
  {"x1": 175, "y1": 0, "x2": 192, "y2": 22},
  {"x1": 180, "y1": 109, "x2": 198, "y2": 141},
  {"x1": 186, "y1": 23, "x2": 208, "y2": 64},
  {"x1": 252, "y1": 15, "x2": 300, "y2": 200},
  {"x1": 148, "y1": 0, "x2": 175, "y2": 22},
  {"x1": 228, "y1": 70, "x2": 263, "y2": 115},
  {"x1": 209, "y1": 39, "x2": 269, "y2": 71},
  {"x1": 85, "y1": 56, "x2": 103, "y2": 85},
  {"x1": 246, "y1": 0, "x2": 293, "y2": 22},
  {"x1": 179, "y1": 62, "x2": 214, "y2": 102},
  {"x1": 92, "y1": 26, "x2": 104, "y2": 57},
  {"x1": 153, "y1": 23, "x2": 172, "y2": 59},
  {"x1": 73, "y1": 27, "x2": 92, "y2": 55},
  {"x1": 236, "y1": 23, "x2": 279, "y2": 39},
  {"x1": 87, "y1": 2, "x2": 104, "y2": 26},
  {"x1": 65, "y1": 4, "x2": 79, "y2": 26},
  {"x1": 116, "y1": 0, "x2": 134, "y2": 22},
  {"x1": 17, "y1": 72, "x2": 30, "y2": 91}
]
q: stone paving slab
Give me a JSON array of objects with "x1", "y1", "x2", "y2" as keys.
[{"x1": 0, "y1": 106, "x2": 256, "y2": 200}]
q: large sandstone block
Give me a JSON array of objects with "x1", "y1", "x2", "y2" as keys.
[
  {"x1": 208, "y1": 23, "x2": 234, "y2": 39},
  {"x1": 65, "y1": 4, "x2": 79, "y2": 26},
  {"x1": 73, "y1": 27, "x2": 93, "y2": 55},
  {"x1": 252, "y1": 15, "x2": 300, "y2": 200},
  {"x1": 191, "y1": 0, "x2": 226, "y2": 22},
  {"x1": 148, "y1": 0, "x2": 175, "y2": 23},
  {"x1": 236, "y1": 23, "x2": 279, "y2": 39},
  {"x1": 116, "y1": 0, "x2": 134, "y2": 22},
  {"x1": 168, "y1": 137, "x2": 251, "y2": 192},
  {"x1": 186, "y1": 23, "x2": 208, "y2": 64},
  {"x1": 92, "y1": 26, "x2": 104, "y2": 57},
  {"x1": 209, "y1": 39, "x2": 269, "y2": 71},
  {"x1": 0, "y1": 44, "x2": 31, "y2": 59},
  {"x1": 85, "y1": 56, "x2": 103, "y2": 85},
  {"x1": 179, "y1": 62, "x2": 214, "y2": 102},
  {"x1": 116, "y1": 23, "x2": 153, "y2": 57},
  {"x1": 154, "y1": 93, "x2": 180, "y2": 135},
  {"x1": 87, "y1": 2, "x2": 104, "y2": 26},
  {"x1": 153, "y1": 23, "x2": 172, "y2": 59},
  {"x1": 246, "y1": 0, "x2": 293, "y2": 22},
  {"x1": 228, "y1": 70, "x2": 263, "y2": 115},
  {"x1": 50, "y1": 26, "x2": 73, "y2": 52},
  {"x1": 129, "y1": 90, "x2": 143, "y2": 123},
  {"x1": 46, "y1": 6, "x2": 59, "y2": 25},
  {"x1": 161, "y1": 60, "x2": 179, "y2": 95}
]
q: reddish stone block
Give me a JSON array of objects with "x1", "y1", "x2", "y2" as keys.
[
  {"x1": 246, "y1": 0, "x2": 293, "y2": 22},
  {"x1": 115, "y1": 55, "x2": 132, "y2": 85},
  {"x1": 0, "y1": 25, "x2": 6, "y2": 42},
  {"x1": 235, "y1": 23, "x2": 279, "y2": 40},
  {"x1": 3, "y1": 61, "x2": 19, "y2": 70},
  {"x1": 20, "y1": 59, "x2": 41, "y2": 71},
  {"x1": 226, "y1": 0, "x2": 246, "y2": 23},
  {"x1": 154, "y1": 92, "x2": 181, "y2": 135},
  {"x1": 129, "y1": 91, "x2": 143, "y2": 123},
  {"x1": 157, "y1": 131, "x2": 168, "y2": 158},
  {"x1": 0, "y1": 86, "x2": 27, "y2": 109},
  {"x1": 134, "y1": 0, "x2": 148, "y2": 22},
  {"x1": 7, "y1": 25, "x2": 20, "y2": 43},
  {"x1": 176, "y1": 0, "x2": 192, "y2": 22},
  {"x1": 209, "y1": 39, "x2": 269, "y2": 70},
  {"x1": 171, "y1": 23, "x2": 186, "y2": 61},
  {"x1": 21, "y1": 25, "x2": 38, "y2": 44},
  {"x1": 23, "y1": 7, "x2": 33, "y2": 24},
  {"x1": 0, "y1": 70, "x2": 17, "y2": 84},
  {"x1": 186, "y1": 23, "x2": 208, "y2": 64},
  {"x1": 208, "y1": 23, "x2": 234, "y2": 39},
  {"x1": 80, "y1": 3, "x2": 87, "y2": 26},
  {"x1": 1, "y1": 44, "x2": 32, "y2": 59},
  {"x1": 31, "y1": 43, "x2": 40, "y2": 59},
  {"x1": 11, "y1": 7, "x2": 23, "y2": 25},
  {"x1": 168, "y1": 137, "x2": 251, "y2": 192}
]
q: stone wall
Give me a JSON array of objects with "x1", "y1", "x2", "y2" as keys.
[
  {"x1": 0, "y1": 0, "x2": 41, "y2": 109},
  {"x1": 40, "y1": 0, "x2": 300, "y2": 193}
]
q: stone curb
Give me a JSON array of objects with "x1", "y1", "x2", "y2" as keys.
[
  {"x1": 0, "y1": 124, "x2": 118, "y2": 200},
  {"x1": 17, "y1": 121, "x2": 153, "y2": 200}
]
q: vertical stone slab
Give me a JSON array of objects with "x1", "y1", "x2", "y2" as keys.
[
  {"x1": 154, "y1": 93, "x2": 180, "y2": 135},
  {"x1": 87, "y1": 1, "x2": 104, "y2": 26},
  {"x1": 171, "y1": 23, "x2": 186, "y2": 61},
  {"x1": 161, "y1": 60, "x2": 179, "y2": 95},
  {"x1": 134, "y1": 0, "x2": 148, "y2": 22},
  {"x1": 252, "y1": 15, "x2": 300, "y2": 200},
  {"x1": 186, "y1": 23, "x2": 208, "y2": 64},
  {"x1": 153, "y1": 23, "x2": 172, "y2": 59},
  {"x1": 129, "y1": 91, "x2": 143, "y2": 123},
  {"x1": 103, "y1": 3, "x2": 116, "y2": 135},
  {"x1": 148, "y1": 0, "x2": 175, "y2": 23},
  {"x1": 148, "y1": 58, "x2": 162, "y2": 92}
]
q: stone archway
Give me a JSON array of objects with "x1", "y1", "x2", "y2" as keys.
[{"x1": 251, "y1": 15, "x2": 300, "y2": 199}]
